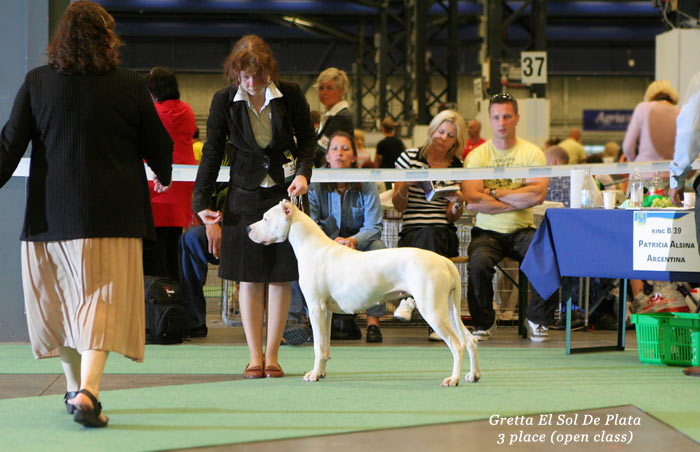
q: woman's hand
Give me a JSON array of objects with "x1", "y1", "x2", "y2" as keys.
[
  {"x1": 444, "y1": 190, "x2": 465, "y2": 205},
  {"x1": 392, "y1": 181, "x2": 415, "y2": 212},
  {"x1": 153, "y1": 177, "x2": 170, "y2": 193},
  {"x1": 198, "y1": 209, "x2": 222, "y2": 225},
  {"x1": 335, "y1": 237, "x2": 357, "y2": 249},
  {"x1": 205, "y1": 223, "x2": 222, "y2": 258},
  {"x1": 288, "y1": 175, "x2": 308, "y2": 196}
]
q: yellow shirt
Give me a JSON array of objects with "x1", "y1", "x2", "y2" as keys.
[{"x1": 466, "y1": 138, "x2": 546, "y2": 233}]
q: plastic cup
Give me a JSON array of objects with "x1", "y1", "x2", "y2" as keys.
[
  {"x1": 603, "y1": 191, "x2": 616, "y2": 209},
  {"x1": 684, "y1": 192, "x2": 696, "y2": 208}
]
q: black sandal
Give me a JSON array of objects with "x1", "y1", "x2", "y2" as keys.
[
  {"x1": 64, "y1": 391, "x2": 79, "y2": 414},
  {"x1": 73, "y1": 389, "x2": 109, "y2": 428}
]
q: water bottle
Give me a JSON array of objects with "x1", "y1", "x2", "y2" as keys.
[
  {"x1": 630, "y1": 168, "x2": 644, "y2": 207},
  {"x1": 650, "y1": 172, "x2": 665, "y2": 197},
  {"x1": 580, "y1": 168, "x2": 595, "y2": 209}
]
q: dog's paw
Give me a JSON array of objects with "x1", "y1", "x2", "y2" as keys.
[
  {"x1": 441, "y1": 376, "x2": 460, "y2": 387},
  {"x1": 303, "y1": 370, "x2": 324, "y2": 382},
  {"x1": 464, "y1": 372, "x2": 480, "y2": 383}
]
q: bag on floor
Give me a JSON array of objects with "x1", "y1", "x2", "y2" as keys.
[{"x1": 144, "y1": 276, "x2": 187, "y2": 344}]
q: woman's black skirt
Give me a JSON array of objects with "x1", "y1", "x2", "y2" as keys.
[{"x1": 218, "y1": 185, "x2": 298, "y2": 282}]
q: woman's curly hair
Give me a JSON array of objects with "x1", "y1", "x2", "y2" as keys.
[{"x1": 47, "y1": 0, "x2": 121, "y2": 74}]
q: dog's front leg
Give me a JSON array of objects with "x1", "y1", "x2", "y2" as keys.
[{"x1": 303, "y1": 302, "x2": 330, "y2": 382}]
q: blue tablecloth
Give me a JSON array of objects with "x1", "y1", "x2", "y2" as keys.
[{"x1": 522, "y1": 208, "x2": 700, "y2": 300}]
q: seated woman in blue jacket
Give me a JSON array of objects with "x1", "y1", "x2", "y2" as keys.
[{"x1": 308, "y1": 131, "x2": 386, "y2": 342}]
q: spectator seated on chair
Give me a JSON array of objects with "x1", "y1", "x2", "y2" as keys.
[
  {"x1": 390, "y1": 109, "x2": 468, "y2": 342},
  {"x1": 463, "y1": 92, "x2": 558, "y2": 343},
  {"x1": 307, "y1": 131, "x2": 387, "y2": 343},
  {"x1": 178, "y1": 142, "x2": 234, "y2": 338}
]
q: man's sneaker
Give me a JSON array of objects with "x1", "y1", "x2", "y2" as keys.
[
  {"x1": 526, "y1": 320, "x2": 550, "y2": 342},
  {"x1": 282, "y1": 324, "x2": 312, "y2": 346},
  {"x1": 472, "y1": 320, "x2": 497, "y2": 341},
  {"x1": 551, "y1": 310, "x2": 584, "y2": 331},
  {"x1": 393, "y1": 297, "x2": 416, "y2": 322},
  {"x1": 428, "y1": 328, "x2": 442, "y2": 342}
]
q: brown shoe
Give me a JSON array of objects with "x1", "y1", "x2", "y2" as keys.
[
  {"x1": 243, "y1": 364, "x2": 264, "y2": 379},
  {"x1": 264, "y1": 364, "x2": 285, "y2": 378}
]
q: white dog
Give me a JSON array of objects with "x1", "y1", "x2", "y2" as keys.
[{"x1": 248, "y1": 200, "x2": 480, "y2": 386}]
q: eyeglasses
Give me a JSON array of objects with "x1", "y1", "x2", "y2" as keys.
[{"x1": 489, "y1": 92, "x2": 514, "y2": 103}]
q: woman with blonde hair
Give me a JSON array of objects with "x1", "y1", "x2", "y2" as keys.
[
  {"x1": 391, "y1": 110, "x2": 468, "y2": 340},
  {"x1": 623, "y1": 80, "x2": 680, "y2": 172},
  {"x1": 0, "y1": 0, "x2": 173, "y2": 427},
  {"x1": 314, "y1": 67, "x2": 354, "y2": 167}
]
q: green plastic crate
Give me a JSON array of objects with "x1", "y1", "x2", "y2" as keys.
[{"x1": 631, "y1": 312, "x2": 700, "y2": 366}]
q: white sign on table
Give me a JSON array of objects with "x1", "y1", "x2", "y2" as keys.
[{"x1": 633, "y1": 211, "x2": 700, "y2": 271}]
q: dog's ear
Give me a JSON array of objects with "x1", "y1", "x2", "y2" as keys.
[{"x1": 281, "y1": 200, "x2": 293, "y2": 218}]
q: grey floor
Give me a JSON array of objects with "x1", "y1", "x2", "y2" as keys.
[{"x1": 3, "y1": 303, "x2": 697, "y2": 452}]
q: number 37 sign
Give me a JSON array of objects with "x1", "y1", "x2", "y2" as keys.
[{"x1": 520, "y1": 51, "x2": 547, "y2": 85}]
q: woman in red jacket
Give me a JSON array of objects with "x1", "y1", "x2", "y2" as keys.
[{"x1": 145, "y1": 67, "x2": 197, "y2": 279}]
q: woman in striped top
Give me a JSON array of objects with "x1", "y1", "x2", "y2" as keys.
[
  {"x1": 392, "y1": 110, "x2": 468, "y2": 257},
  {"x1": 391, "y1": 110, "x2": 467, "y2": 339}
]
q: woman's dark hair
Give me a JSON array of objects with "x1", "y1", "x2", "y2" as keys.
[
  {"x1": 223, "y1": 35, "x2": 279, "y2": 86},
  {"x1": 145, "y1": 67, "x2": 180, "y2": 101},
  {"x1": 321, "y1": 131, "x2": 362, "y2": 192},
  {"x1": 47, "y1": 0, "x2": 121, "y2": 74}
]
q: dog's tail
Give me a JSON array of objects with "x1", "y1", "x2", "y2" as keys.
[{"x1": 444, "y1": 258, "x2": 469, "y2": 343}]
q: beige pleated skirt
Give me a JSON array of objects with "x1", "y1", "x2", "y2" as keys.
[{"x1": 21, "y1": 238, "x2": 145, "y2": 362}]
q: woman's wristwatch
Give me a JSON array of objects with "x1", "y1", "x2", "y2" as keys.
[{"x1": 489, "y1": 188, "x2": 497, "y2": 199}]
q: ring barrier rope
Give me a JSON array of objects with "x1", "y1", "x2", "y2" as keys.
[{"x1": 11, "y1": 157, "x2": 700, "y2": 183}]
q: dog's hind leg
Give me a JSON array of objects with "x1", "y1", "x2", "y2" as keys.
[
  {"x1": 447, "y1": 286, "x2": 480, "y2": 383},
  {"x1": 304, "y1": 301, "x2": 330, "y2": 382},
  {"x1": 461, "y1": 323, "x2": 481, "y2": 383},
  {"x1": 416, "y1": 293, "x2": 465, "y2": 387}
]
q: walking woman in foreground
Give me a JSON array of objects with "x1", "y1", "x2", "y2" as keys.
[
  {"x1": 0, "y1": 0, "x2": 173, "y2": 427},
  {"x1": 193, "y1": 35, "x2": 315, "y2": 379}
]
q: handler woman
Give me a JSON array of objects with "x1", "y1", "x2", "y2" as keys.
[{"x1": 193, "y1": 35, "x2": 315, "y2": 379}]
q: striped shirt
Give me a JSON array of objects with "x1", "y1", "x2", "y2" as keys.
[{"x1": 394, "y1": 147, "x2": 461, "y2": 230}]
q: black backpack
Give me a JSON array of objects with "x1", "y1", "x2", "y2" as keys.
[{"x1": 144, "y1": 276, "x2": 187, "y2": 344}]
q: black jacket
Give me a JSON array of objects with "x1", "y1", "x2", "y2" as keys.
[
  {"x1": 314, "y1": 106, "x2": 354, "y2": 168},
  {"x1": 193, "y1": 80, "x2": 315, "y2": 215},
  {"x1": 0, "y1": 65, "x2": 173, "y2": 242}
]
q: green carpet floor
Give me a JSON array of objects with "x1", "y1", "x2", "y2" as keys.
[{"x1": 1, "y1": 345, "x2": 698, "y2": 451}]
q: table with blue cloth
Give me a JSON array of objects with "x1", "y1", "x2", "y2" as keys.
[{"x1": 522, "y1": 208, "x2": 700, "y2": 354}]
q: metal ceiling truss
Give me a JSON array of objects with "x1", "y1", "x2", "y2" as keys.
[
  {"x1": 485, "y1": 0, "x2": 546, "y2": 97},
  {"x1": 414, "y1": 0, "x2": 459, "y2": 124}
]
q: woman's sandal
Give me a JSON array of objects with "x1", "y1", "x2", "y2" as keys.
[
  {"x1": 64, "y1": 391, "x2": 79, "y2": 414},
  {"x1": 73, "y1": 389, "x2": 109, "y2": 428}
]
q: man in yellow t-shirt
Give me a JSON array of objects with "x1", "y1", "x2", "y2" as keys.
[{"x1": 464, "y1": 92, "x2": 557, "y2": 343}]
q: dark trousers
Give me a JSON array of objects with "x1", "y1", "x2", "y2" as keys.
[
  {"x1": 143, "y1": 226, "x2": 182, "y2": 281},
  {"x1": 467, "y1": 227, "x2": 557, "y2": 329},
  {"x1": 397, "y1": 226, "x2": 459, "y2": 258},
  {"x1": 178, "y1": 225, "x2": 219, "y2": 330}
]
